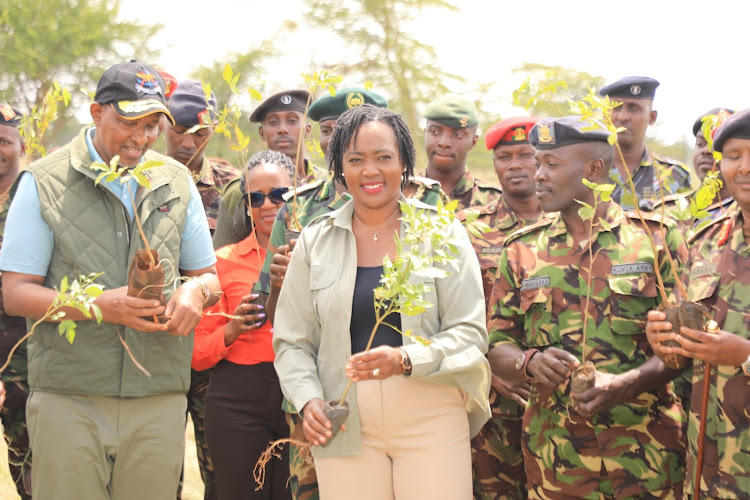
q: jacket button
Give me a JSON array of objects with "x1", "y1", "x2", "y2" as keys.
[
  {"x1": 117, "y1": 231, "x2": 123, "y2": 237},
  {"x1": 152, "y1": 200, "x2": 157, "y2": 205}
]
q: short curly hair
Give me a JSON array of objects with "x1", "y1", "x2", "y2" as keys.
[
  {"x1": 328, "y1": 104, "x2": 416, "y2": 187},
  {"x1": 239, "y1": 150, "x2": 297, "y2": 194}
]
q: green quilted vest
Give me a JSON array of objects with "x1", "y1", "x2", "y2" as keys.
[{"x1": 26, "y1": 128, "x2": 195, "y2": 397}]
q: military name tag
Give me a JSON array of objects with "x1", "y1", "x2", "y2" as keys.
[
  {"x1": 611, "y1": 262, "x2": 653, "y2": 275},
  {"x1": 521, "y1": 276, "x2": 550, "y2": 291},
  {"x1": 690, "y1": 263, "x2": 717, "y2": 278}
]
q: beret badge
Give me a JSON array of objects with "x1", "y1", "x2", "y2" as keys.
[
  {"x1": 512, "y1": 127, "x2": 527, "y2": 142},
  {"x1": 345, "y1": 91, "x2": 365, "y2": 109},
  {"x1": 0, "y1": 103, "x2": 17, "y2": 122},
  {"x1": 280, "y1": 95, "x2": 292, "y2": 105},
  {"x1": 459, "y1": 116, "x2": 469, "y2": 128},
  {"x1": 537, "y1": 122, "x2": 554, "y2": 144},
  {"x1": 630, "y1": 85, "x2": 641, "y2": 96}
]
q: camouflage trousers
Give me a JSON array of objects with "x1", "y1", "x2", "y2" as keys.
[
  {"x1": 178, "y1": 369, "x2": 216, "y2": 500},
  {"x1": 0, "y1": 318, "x2": 32, "y2": 500},
  {"x1": 471, "y1": 390, "x2": 527, "y2": 500},
  {"x1": 286, "y1": 411, "x2": 319, "y2": 500}
]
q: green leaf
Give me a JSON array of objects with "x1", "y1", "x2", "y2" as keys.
[
  {"x1": 578, "y1": 205, "x2": 595, "y2": 221},
  {"x1": 222, "y1": 64, "x2": 233, "y2": 85},
  {"x1": 599, "y1": 219, "x2": 612, "y2": 231}
]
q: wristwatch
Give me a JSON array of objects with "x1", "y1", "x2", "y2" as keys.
[
  {"x1": 397, "y1": 348, "x2": 413, "y2": 377},
  {"x1": 742, "y1": 353, "x2": 750, "y2": 377},
  {"x1": 515, "y1": 349, "x2": 539, "y2": 378}
]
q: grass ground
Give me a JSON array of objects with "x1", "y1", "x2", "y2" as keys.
[{"x1": 0, "y1": 416, "x2": 205, "y2": 499}]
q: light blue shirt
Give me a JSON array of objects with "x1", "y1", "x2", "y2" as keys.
[{"x1": 0, "y1": 128, "x2": 215, "y2": 276}]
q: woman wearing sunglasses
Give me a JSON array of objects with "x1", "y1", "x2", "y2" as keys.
[
  {"x1": 192, "y1": 150, "x2": 296, "y2": 500},
  {"x1": 273, "y1": 105, "x2": 490, "y2": 499}
]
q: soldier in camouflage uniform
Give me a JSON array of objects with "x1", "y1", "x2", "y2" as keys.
[
  {"x1": 0, "y1": 104, "x2": 32, "y2": 500},
  {"x1": 421, "y1": 94, "x2": 501, "y2": 210},
  {"x1": 646, "y1": 111, "x2": 750, "y2": 498},
  {"x1": 598, "y1": 77, "x2": 693, "y2": 211},
  {"x1": 213, "y1": 89, "x2": 326, "y2": 249},
  {"x1": 252, "y1": 91, "x2": 447, "y2": 500},
  {"x1": 166, "y1": 81, "x2": 241, "y2": 500},
  {"x1": 487, "y1": 116, "x2": 687, "y2": 499},
  {"x1": 461, "y1": 117, "x2": 543, "y2": 500}
]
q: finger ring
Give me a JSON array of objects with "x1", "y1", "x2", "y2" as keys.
[{"x1": 372, "y1": 368, "x2": 380, "y2": 377}]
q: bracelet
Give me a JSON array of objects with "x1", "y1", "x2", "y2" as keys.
[
  {"x1": 522, "y1": 348, "x2": 540, "y2": 379},
  {"x1": 397, "y1": 347, "x2": 412, "y2": 377},
  {"x1": 191, "y1": 277, "x2": 211, "y2": 305}
]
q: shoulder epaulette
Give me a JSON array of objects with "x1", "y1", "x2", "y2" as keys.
[
  {"x1": 503, "y1": 214, "x2": 555, "y2": 245},
  {"x1": 282, "y1": 178, "x2": 325, "y2": 201},
  {"x1": 623, "y1": 208, "x2": 680, "y2": 229},
  {"x1": 410, "y1": 175, "x2": 440, "y2": 187},
  {"x1": 475, "y1": 178, "x2": 502, "y2": 192},
  {"x1": 687, "y1": 209, "x2": 736, "y2": 245}
]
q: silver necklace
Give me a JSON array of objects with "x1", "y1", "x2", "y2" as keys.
[{"x1": 353, "y1": 207, "x2": 400, "y2": 242}]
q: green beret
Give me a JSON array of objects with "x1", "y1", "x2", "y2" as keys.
[
  {"x1": 529, "y1": 116, "x2": 610, "y2": 150},
  {"x1": 423, "y1": 94, "x2": 478, "y2": 129},
  {"x1": 307, "y1": 88, "x2": 388, "y2": 122}
]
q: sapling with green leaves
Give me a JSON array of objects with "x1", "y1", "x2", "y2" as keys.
[
  {"x1": 0, "y1": 273, "x2": 103, "y2": 374},
  {"x1": 18, "y1": 82, "x2": 71, "y2": 165}
]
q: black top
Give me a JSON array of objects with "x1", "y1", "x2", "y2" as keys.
[{"x1": 350, "y1": 266, "x2": 402, "y2": 354}]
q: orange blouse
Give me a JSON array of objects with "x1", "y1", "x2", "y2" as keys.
[{"x1": 192, "y1": 232, "x2": 273, "y2": 371}]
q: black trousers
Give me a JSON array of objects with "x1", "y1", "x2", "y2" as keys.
[{"x1": 204, "y1": 360, "x2": 291, "y2": 500}]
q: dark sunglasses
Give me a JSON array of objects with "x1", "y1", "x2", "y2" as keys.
[{"x1": 247, "y1": 187, "x2": 289, "y2": 208}]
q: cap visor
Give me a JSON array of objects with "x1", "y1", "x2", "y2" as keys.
[{"x1": 112, "y1": 100, "x2": 175, "y2": 125}]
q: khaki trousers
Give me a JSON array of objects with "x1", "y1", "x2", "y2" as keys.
[
  {"x1": 314, "y1": 376, "x2": 472, "y2": 500},
  {"x1": 26, "y1": 391, "x2": 187, "y2": 500}
]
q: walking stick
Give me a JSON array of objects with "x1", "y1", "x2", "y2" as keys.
[{"x1": 694, "y1": 320, "x2": 719, "y2": 500}]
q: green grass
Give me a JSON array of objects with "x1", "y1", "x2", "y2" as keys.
[{"x1": 0, "y1": 416, "x2": 205, "y2": 499}]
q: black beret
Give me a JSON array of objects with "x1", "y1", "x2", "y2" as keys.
[
  {"x1": 250, "y1": 89, "x2": 311, "y2": 123},
  {"x1": 599, "y1": 76, "x2": 660, "y2": 100},
  {"x1": 529, "y1": 116, "x2": 610, "y2": 150},
  {"x1": 168, "y1": 80, "x2": 217, "y2": 129},
  {"x1": 712, "y1": 108, "x2": 750, "y2": 153},
  {"x1": 0, "y1": 104, "x2": 23, "y2": 127},
  {"x1": 692, "y1": 108, "x2": 734, "y2": 137},
  {"x1": 307, "y1": 88, "x2": 388, "y2": 122}
]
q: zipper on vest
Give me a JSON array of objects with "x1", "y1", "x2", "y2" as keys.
[{"x1": 120, "y1": 204, "x2": 131, "y2": 244}]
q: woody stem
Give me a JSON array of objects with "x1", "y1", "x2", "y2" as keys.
[{"x1": 126, "y1": 182, "x2": 155, "y2": 267}]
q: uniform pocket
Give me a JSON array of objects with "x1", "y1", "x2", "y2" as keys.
[
  {"x1": 519, "y1": 286, "x2": 557, "y2": 347},
  {"x1": 310, "y1": 265, "x2": 339, "y2": 321},
  {"x1": 608, "y1": 274, "x2": 657, "y2": 336}
]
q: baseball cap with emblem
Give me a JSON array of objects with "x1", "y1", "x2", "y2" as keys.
[
  {"x1": 249, "y1": 89, "x2": 311, "y2": 123},
  {"x1": 711, "y1": 108, "x2": 750, "y2": 153},
  {"x1": 168, "y1": 80, "x2": 217, "y2": 132},
  {"x1": 598, "y1": 76, "x2": 660, "y2": 100},
  {"x1": 94, "y1": 60, "x2": 174, "y2": 125},
  {"x1": 485, "y1": 116, "x2": 540, "y2": 150},
  {"x1": 423, "y1": 94, "x2": 479, "y2": 129},
  {"x1": 307, "y1": 88, "x2": 388, "y2": 122},
  {"x1": 529, "y1": 116, "x2": 610, "y2": 150},
  {"x1": 0, "y1": 104, "x2": 23, "y2": 128}
]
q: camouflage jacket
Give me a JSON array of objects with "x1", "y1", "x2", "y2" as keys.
[
  {"x1": 420, "y1": 169, "x2": 501, "y2": 211},
  {"x1": 684, "y1": 208, "x2": 750, "y2": 498},
  {"x1": 653, "y1": 189, "x2": 736, "y2": 242},
  {"x1": 192, "y1": 157, "x2": 241, "y2": 233},
  {"x1": 459, "y1": 197, "x2": 544, "y2": 421},
  {"x1": 487, "y1": 202, "x2": 687, "y2": 498},
  {"x1": 610, "y1": 149, "x2": 693, "y2": 211},
  {"x1": 0, "y1": 190, "x2": 28, "y2": 386}
]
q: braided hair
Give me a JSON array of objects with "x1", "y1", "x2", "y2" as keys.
[
  {"x1": 239, "y1": 149, "x2": 297, "y2": 194},
  {"x1": 328, "y1": 104, "x2": 416, "y2": 187}
]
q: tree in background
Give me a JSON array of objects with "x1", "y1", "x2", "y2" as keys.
[{"x1": 0, "y1": 0, "x2": 160, "y2": 144}]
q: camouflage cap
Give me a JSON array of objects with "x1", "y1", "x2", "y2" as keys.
[
  {"x1": 0, "y1": 104, "x2": 23, "y2": 128},
  {"x1": 250, "y1": 89, "x2": 311, "y2": 123},
  {"x1": 423, "y1": 93, "x2": 478, "y2": 129},
  {"x1": 529, "y1": 116, "x2": 610, "y2": 150},
  {"x1": 692, "y1": 108, "x2": 734, "y2": 137},
  {"x1": 599, "y1": 76, "x2": 660, "y2": 100},
  {"x1": 712, "y1": 108, "x2": 750, "y2": 153},
  {"x1": 307, "y1": 88, "x2": 388, "y2": 122},
  {"x1": 485, "y1": 116, "x2": 540, "y2": 150}
]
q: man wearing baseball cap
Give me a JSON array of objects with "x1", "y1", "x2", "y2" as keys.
[
  {"x1": 0, "y1": 61, "x2": 221, "y2": 499},
  {"x1": 599, "y1": 76, "x2": 692, "y2": 210},
  {"x1": 463, "y1": 116, "x2": 543, "y2": 500},
  {"x1": 0, "y1": 104, "x2": 33, "y2": 499}
]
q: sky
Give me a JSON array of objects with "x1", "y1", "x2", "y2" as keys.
[{"x1": 117, "y1": 0, "x2": 749, "y2": 145}]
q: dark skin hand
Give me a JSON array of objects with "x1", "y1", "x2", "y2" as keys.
[
  {"x1": 526, "y1": 347, "x2": 580, "y2": 389},
  {"x1": 223, "y1": 293, "x2": 265, "y2": 347},
  {"x1": 647, "y1": 310, "x2": 750, "y2": 366},
  {"x1": 301, "y1": 398, "x2": 346, "y2": 446},
  {"x1": 491, "y1": 374, "x2": 531, "y2": 407},
  {"x1": 266, "y1": 241, "x2": 293, "y2": 325}
]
